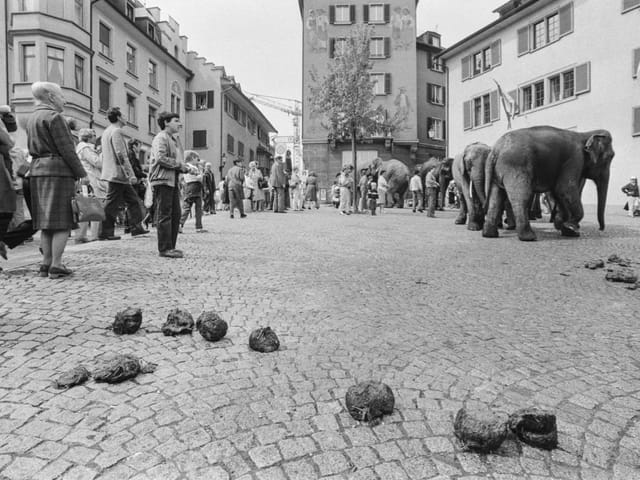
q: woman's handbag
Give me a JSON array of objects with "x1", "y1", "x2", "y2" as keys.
[{"x1": 71, "y1": 195, "x2": 106, "y2": 223}]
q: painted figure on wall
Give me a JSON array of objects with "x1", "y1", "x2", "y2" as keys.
[
  {"x1": 307, "y1": 9, "x2": 328, "y2": 52},
  {"x1": 393, "y1": 87, "x2": 412, "y2": 130},
  {"x1": 391, "y1": 7, "x2": 414, "y2": 50}
]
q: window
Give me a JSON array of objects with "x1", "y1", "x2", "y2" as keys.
[
  {"x1": 224, "y1": 96, "x2": 232, "y2": 114},
  {"x1": 171, "y1": 94, "x2": 176, "y2": 113},
  {"x1": 462, "y1": 40, "x2": 501, "y2": 80},
  {"x1": 74, "y1": 55, "x2": 84, "y2": 92},
  {"x1": 473, "y1": 52, "x2": 482, "y2": 76},
  {"x1": 521, "y1": 86, "x2": 533, "y2": 112},
  {"x1": 99, "y1": 78, "x2": 110, "y2": 112},
  {"x1": 148, "y1": 60, "x2": 157, "y2": 88},
  {"x1": 330, "y1": 38, "x2": 348, "y2": 58},
  {"x1": 562, "y1": 69, "x2": 574, "y2": 97},
  {"x1": 232, "y1": 103, "x2": 239, "y2": 121},
  {"x1": 370, "y1": 73, "x2": 390, "y2": 95},
  {"x1": 126, "y1": 2, "x2": 135, "y2": 20},
  {"x1": 633, "y1": 106, "x2": 640, "y2": 136},
  {"x1": 368, "y1": 4, "x2": 386, "y2": 23},
  {"x1": 428, "y1": 84, "x2": 444, "y2": 105},
  {"x1": 533, "y1": 81, "x2": 544, "y2": 108},
  {"x1": 428, "y1": 34, "x2": 440, "y2": 48},
  {"x1": 174, "y1": 46, "x2": 179, "y2": 58},
  {"x1": 250, "y1": 150, "x2": 255, "y2": 163},
  {"x1": 227, "y1": 134, "x2": 234, "y2": 153},
  {"x1": 518, "y1": 3, "x2": 573, "y2": 55},
  {"x1": 147, "y1": 24, "x2": 156, "y2": 41},
  {"x1": 369, "y1": 37, "x2": 388, "y2": 58},
  {"x1": 47, "y1": 46, "x2": 64, "y2": 85},
  {"x1": 427, "y1": 118, "x2": 444, "y2": 140},
  {"x1": 482, "y1": 94, "x2": 491, "y2": 124},
  {"x1": 333, "y1": 5, "x2": 352, "y2": 24},
  {"x1": 148, "y1": 106, "x2": 157, "y2": 134},
  {"x1": 549, "y1": 75, "x2": 561, "y2": 103},
  {"x1": 482, "y1": 47, "x2": 492, "y2": 71},
  {"x1": 74, "y1": 0, "x2": 84, "y2": 27},
  {"x1": 634, "y1": 48, "x2": 640, "y2": 78},
  {"x1": 518, "y1": 64, "x2": 586, "y2": 112},
  {"x1": 195, "y1": 92, "x2": 208, "y2": 110},
  {"x1": 125, "y1": 94, "x2": 136, "y2": 124},
  {"x1": 20, "y1": 44, "x2": 35, "y2": 82},
  {"x1": 463, "y1": 90, "x2": 499, "y2": 130},
  {"x1": 431, "y1": 56, "x2": 443, "y2": 72},
  {"x1": 238, "y1": 141, "x2": 245, "y2": 158},
  {"x1": 193, "y1": 130, "x2": 207, "y2": 148},
  {"x1": 99, "y1": 22, "x2": 111, "y2": 57},
  {"x1": 126, "y1": 44, "x2": 136, "y2": 75},
  {"x1": 240, "y1": 110, "x2": 247, "y2": 127}
]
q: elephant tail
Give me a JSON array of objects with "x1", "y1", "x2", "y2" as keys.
[{"x1": 483, "y1": 148, "x2": 497, "y2": 213}]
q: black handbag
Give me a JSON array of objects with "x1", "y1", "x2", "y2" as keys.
[{"x1": 71, "y1": 195, "x2": 106, "y2": 223}]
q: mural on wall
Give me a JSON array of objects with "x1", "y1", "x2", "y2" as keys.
[
  {"x1": 392, "y1": 87, "x2": 412, "y2": 131},
  {"x1": 306, "y1": 9, "x2": 329, "y2": 52},
  {"x1": 391, "y1": 7, "x2": 414, "y2": 50}
]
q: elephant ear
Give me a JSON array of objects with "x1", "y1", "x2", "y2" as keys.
[{"x1": 584, "y1": 132, "x2": 609, "y2": 166}]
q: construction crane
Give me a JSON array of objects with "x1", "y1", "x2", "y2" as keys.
[{"x1": 246, "y1": 92, "x2": 302, "y2": 168}]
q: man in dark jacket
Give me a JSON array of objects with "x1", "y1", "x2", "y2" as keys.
[{"x1": 270, "y1": 156, "x2": 287, "y2": 213}]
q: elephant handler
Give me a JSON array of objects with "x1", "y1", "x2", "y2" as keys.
[
  {"x1": 425, "y1": 168, "x2": 439, "y2": 217},
  {"x1": 621, "y1": 176, "x2": 640, "y2": 217}
]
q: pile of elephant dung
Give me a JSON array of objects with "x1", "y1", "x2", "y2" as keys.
[
  {"x1": 112, "y1": 307, "x2": 142, "y2": 335},
  {"x1": 508, "y1": 408, "x2": 558, "y2": 450},
  {"x1": 162, "y1": 308, "x2": 194, "y2": 336},
  {"x1": 196, "y1": 311, "x2": 228, "y2": 342},
  {"x1": 454, "y1": 407, "x2": 508, "y2": 453},
  {"x1": 584, "y1": 259, "x2": 604, "y2": 269},
  {"x1": 249, "y1": 326, "x2": 280, "y2": 352},
  {"x1": 93, "y1": 354, "x2": 157, "y2": 384},
  {"x1": 605, "y1": 268, "x2": 638, "y2": 284},
  {"x1": 345, "y1": 381, "x2": 395, "y2": 424},
  {"x1": 608, "y1": 254, "x2": 632, "y2": 267},
  {"x1": 54, "y1": 366, "x2": 90, "y2": 389}
]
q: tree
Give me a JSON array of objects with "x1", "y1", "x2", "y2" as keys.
[{"x1": 308, "y1": 24, "x2": 387, "y2": 211}]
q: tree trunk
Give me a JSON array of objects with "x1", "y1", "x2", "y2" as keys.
[{"x1": 352, "y1": 127, "x2": 359, "y2": 212}]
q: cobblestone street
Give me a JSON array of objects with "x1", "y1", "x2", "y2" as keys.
[{"x1": 1, "y1": 206, "x2": 639, "y2": 480}]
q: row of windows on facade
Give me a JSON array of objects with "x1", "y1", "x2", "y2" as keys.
[
  {"x1": 15, "y1": 0, "x2": 85, "y2": 26},
  {"x1": 222, "y1": 97, "x2": 269, "y2": 145},
  {"x1": 324, "y1": 4, "x2": 391, "y2": 26},
  {"x1": 460, "y1": 2, "x2": 573, "y2": 82},
  {"x1": 225, "y1": 134, "x2": 256, "y2": 163},
  {"x1": 462, "y1": 62, "x2": 589, "y2": 130}
]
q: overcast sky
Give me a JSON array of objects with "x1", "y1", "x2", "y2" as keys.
[{"x1": 148, "y1": 0, "x2": 506, "y2": 137}]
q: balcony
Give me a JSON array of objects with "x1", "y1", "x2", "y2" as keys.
[
  {"x1": 12, "y1": 83, "x2": 90, "y2": 113},
  {"x1": 11, "y1": 11, "x2": 89, "y2": 44}
]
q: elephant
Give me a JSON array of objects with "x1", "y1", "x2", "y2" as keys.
[
  {"x1": 452, "y1": 142, "x2": 490, "y2": 230},
  {"x1": 482, "y1": 126, "x2": 615, "y2": 241},
  {"x1": 419, "y1": 157, "x2": 453, "y2": 211},
  {"x1": 364, "y1": 158, "x2": 410, "y2": 208}
]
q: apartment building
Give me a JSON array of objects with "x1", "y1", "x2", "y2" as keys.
[
  {"x1": 439, "y1": 0, "x2": 640, "y2": 205},
  {"x1": 2, "y1": 0, "x2": 276, "y2": 169},
  {"x1": 299, "y1": 0, "x2": 421, "y2": 190}
]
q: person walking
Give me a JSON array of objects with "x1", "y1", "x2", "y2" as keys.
[
  {"x1": 25, "y1": 82, "x2": 87, "y2": 278},
  {"x1": 226, "y1": 158, "x2": 246, "y2": 219},
  {"x1": 75, "y1": 128, "x2": 107, "y2": 243},
  {"x1": 358, "y1": 168, "x2": 368, "y2": 213},
  {"x1": 99, "y1": 107, "x2": 148, "y2": 240},
  {"x1": 180, "y1": 150, "x2": 207, "y2": 232},
  {"x1": 377, "y1": 170, "x2": 388, "y2": 214},
  {"x1": 0, "y1": 106, "x2": 17, "y2": 265},
  {"x1": 202, "y1": 162, "x2": 216, "y2": 215},
  {"x1": 425, "y1": 167, "x2": 439, "y2": 217},
  {"x1": 304, "y1": 171, "x2": 319, "y2": 210},
  {"x1": 338, "y1": 166, "x2": 354, "y2": 215},
  {"x1": 367, "y1": 174, "x2": 378, "y2": 215},
  {"x1": 410, "y1": 169, "x2": 423, "y2": 212},
  {"x1": 290, "y1": 166, "x2": 303, "y2": 211},
  {"x1": 247, "y1": 161, "x2": 264, "y2": 212},
  {"x1": 149, "y1": 111, "x2": 191, "y2": 258},
  {"x1": 621, "y1": 176, "x2": 640, "y2": 217},
  {"x1": 270, "y1": 155, "x2": 287, "y2": 213}
]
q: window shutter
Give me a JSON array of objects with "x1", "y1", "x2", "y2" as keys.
[
  {"x1": 384, "y1": 37, "x2": 390, "y2": 57},
  {"x1": 575, "y1": 62, "x2": 590, "y2": 95},
  {"x1": 633, "y1": 48, "x2": 640, "y2": 77},
  {"x1": 427, "y1": 117, "x2": 433, "y2": 135},
  {"x1": 384, "y1": 4, "x2": 390, "y2": 23},
  {"x1": 363, "y1": 5, "x2": 369, "y2": 23},
  {"x1": 350, "y1": 5, "x2": 356, "y2": 23},
  {"x1": 442, "y1": 86, "x2": 446, "y2": 105},
  {"x1": 507, "y1": 89, "x2": 519, "y2": 114},
  {"x1": 185, "y1": 91, "x2": 193, "y2": 110},
  {"x1": 426, "y1": 83, "x2": 432, "y2": 103},
  {"x1": 461, "y1": 56, "x2": 471, "y2": 80},
  {"x1": 490, "y1": 90, "x2": 500, "y2": 121},
  {"x1": 558, "y1": 2, "x2": 573, "y2": 37},
  {"x1": 623, "y1": 0, "x2": 640, "y2": 11},
  {"x1": 384, "y1": 73, "x2": 391, "y2": 94},
  {"x1": 442, "y1": 120, "x2": 446, "y2": 140},
  {"x1": 491, "y1": 40, "x2": 501, "y2": 66},
  {"x1": 463, "y1": 100, "x2": 472, "y2": 130},
  {"x1": 329, "y1": 5, "x2": 335, "y2": 24},
  {"x1": 517, "y1": 26, "x2": 529, "y2": 56},
  {"x1": 633, "y1": 106, "x2": 640, "y2": 136},
  {"x1": 207, "y1": 90, "x2": 214, "y2": 109},
  {"x1": 329, "y1": 38, "x2": 335, "y2": 58},
  {"x1": 99, "y1": 23, "x2": 109, "y2": 45}
]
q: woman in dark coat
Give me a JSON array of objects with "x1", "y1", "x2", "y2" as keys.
[
  {"x1": 304, "y1": 171, "x2": 319, "y2": 209},
  {"x1": 26, "y1": 82, "x2": 86, "y2": 279},
  {"x1": 0, "y1": 107, "x2": 17, "y2": 262}
]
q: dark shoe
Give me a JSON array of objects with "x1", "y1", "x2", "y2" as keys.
[
  {"x1": 159, "y1": 249, "x2": 183, "y2": 259},
  {"x1": 74, "y1": 237, "x2": 89, "y2": 244},
  {"x1": 49, "y1": 265, "x2": 72, "y2": 279},
  {"x1": 38, "y1": 264, "x2": 50, "y2": 278},
  {"x1": 230, "y1": 215, "x2": 234, "y2": 219},
  {"x1": 178, "y1": 226, "x2": 183, "y2": 233},
  {"x1": 240, "y1": 214, "x2": 247, "y2": 218},
  {"x1": 0, "y1": 242, "x2": 6, "y2": 260},
  {"x1": 98, "y1": 235, "x2": 121, "y2": 241},
  {"x1": 131, "y1": 228, "x2": 150, "y2": 236},
  {"x1": 123, "y1": 227, "x2": 131, "y2": 234}
]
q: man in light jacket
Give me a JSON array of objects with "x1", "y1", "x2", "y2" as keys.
[
  {"x1": 270, "y1": 155, "x2": 287, "y2": 213},
  {"x1": 99, "y1": 107, "x2": 148, "y2": 240},
  {"x1": 225, "y1": 158, "x2": 246, "y2": 219}
]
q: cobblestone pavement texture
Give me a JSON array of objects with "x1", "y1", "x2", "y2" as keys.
[{"x1": 1, "y1": 206, "x2": 639, "y2": 480}]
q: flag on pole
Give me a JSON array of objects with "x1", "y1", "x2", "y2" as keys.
[{"x1": 493, "y1": 79, "x2": 516, "y2": 130}]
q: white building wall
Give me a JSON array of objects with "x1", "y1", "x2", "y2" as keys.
[{"x1": 445, "y1": 0, "x2": 640, "y2": 205}]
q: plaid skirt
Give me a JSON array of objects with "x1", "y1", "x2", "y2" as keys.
[{"x1": 30, "y1": 176, "x2": 77, "y2": 230}]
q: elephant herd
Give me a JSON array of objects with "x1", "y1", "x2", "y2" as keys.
[{"x1": 371, "y1": 125, "x2": 615, "y2": 242}]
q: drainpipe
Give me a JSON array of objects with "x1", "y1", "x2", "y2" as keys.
[
  {"x1": 89, "y1": 0, "x2": 102, "y2": 129},
  {"x1": 4, "y1": 0, "x2": 9, "y2": 104},
  {"x1": 443, "y1": 62, "x2": 449, "y2": 158}
]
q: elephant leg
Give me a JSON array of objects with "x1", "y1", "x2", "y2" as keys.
[
  {"x1": 470, "y1": 194, "x2": 484, "y2": 230},
  {"x1": 554, "y1": 181, "x2": 583, "y2": 237},
  {"x1": 482, "y1": 186, "x2": 504, "y2": 238},
  {"x1": 504, "y1": 184, "x2": 536, "y2": 241},
  {"x1": 455, "y1": 197, "x2": 467, "y2": 225}
]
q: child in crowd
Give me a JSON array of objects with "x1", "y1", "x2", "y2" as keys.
[
  {"x1": 331, "y1": 179, "x2": 340, "y2": 208},
  {"x1": 366, "y1": 174, "x2": 378, "y2": 215}
]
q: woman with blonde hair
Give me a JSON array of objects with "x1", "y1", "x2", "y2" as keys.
[{"x1": 75, "y1": 128, "x2": 107, "y2": 242}]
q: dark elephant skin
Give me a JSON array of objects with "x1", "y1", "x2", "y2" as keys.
[
  {"x1": 419, "y1": 157, "x2": 453, "y2": 210},
  {"x1": 452, "y1": 143, "x2": 491, "y2": 230},
  {"x1": 365, "y1": 158, "x2": 410, "y2": 207},
  {"x1": 483, "y1": 126, "x2": 615, "y2": 241}
]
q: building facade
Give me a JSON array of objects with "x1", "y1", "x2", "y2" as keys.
[
  {"x1": 299, "y1": 0, "x2": 420, "y2": 192},
  {"x1": 2, "y1": 0, "x2": 276, "y2": 169},
  {"x1": 439, "y1": 0, "x2": 640, "y2": 205}
]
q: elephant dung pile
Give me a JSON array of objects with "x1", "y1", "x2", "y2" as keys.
[
  {"x1": 454, "y1": 407, "x2": 508, "y2": 453},
  {"x1": 345, "y1": 381, "x2": 395, "y2": 423},
  {"x1": 54, "y1": 366, "x2": 90, "y2": 389},
  {"x1": 584, "y1": 254, "x2": 639, "y2": 287},
  {"x1": 93, "y1": 354, "x2": 157, "y2": 384},
  {"x1": 196, "y1": 311, "x2": 228, "y2": 342},
  {"x1": 162, "y1": 308, "x2": 194, "y2": 336},
  {"x1": 112, "y1": 307, "x2": 142, "y2": 335},
  {"x1": 508, "y1": 408, "x2": 558, "y2": 450},
  {"x1": 249, "y1": 326, "x2": 280, "y2": 352}
]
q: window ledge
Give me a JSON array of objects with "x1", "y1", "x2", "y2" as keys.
[
  {"x1": 149, "y1": 85, "x2": 159, "y2": 93},
  {"x1": 622, "y1": 5, "x2": 640, "y2": 14},
  {"x1": 126, "y1": 122, "x2": 139, "y2": 130},
  {"x1": 193, "y1": 146, "x2": 208, "y2": 149},
  {"x1": 98, "y1": 52, "x2": 113, "y2": 64},
  {"x1": 521, "y1": 94, "x2": 577, "y2": 116},
  {"x1": 127, "y1": 71, "x2": 138, "y2": 80}
]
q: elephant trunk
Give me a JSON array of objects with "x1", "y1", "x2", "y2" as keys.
[
  {"x1": 596, "y1": 172, "x2": 609, "y2": 231},
  {"x1": 471, "y1": 169, "x2": 485, "y2": 206}
]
